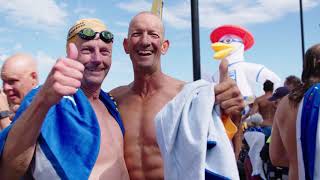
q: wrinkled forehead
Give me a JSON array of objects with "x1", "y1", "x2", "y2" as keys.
[{"x1": 129, "y1": 13, "x2": 164, "y2": 34}]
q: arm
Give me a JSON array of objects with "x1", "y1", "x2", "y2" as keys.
[
  {"x1": 0, "y1": 43, "x2": 83, "y2": 179},
  {"x1": 0, "y1": 91, "x2": 11, "y2": 130},
  {"x1": 248, "y1": 100, "x2": 259, "y2": 116},
  {"x1": 269, "y1": 103, "x2": 289, "y2": 167},
  {"x1": 0, "y1": 92, "x2": 52, "y2": 179},
  {"x1": 215, "y1": 59, "x2": 244, "y2": 155}
]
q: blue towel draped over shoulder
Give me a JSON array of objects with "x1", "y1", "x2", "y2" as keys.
[{"x1": 0, "y1": 87, "x2": 124, "y2": 179}]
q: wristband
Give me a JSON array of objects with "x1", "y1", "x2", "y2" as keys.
[{"x1": 0, "y1": 110, "x2": 11, "y2": 119}]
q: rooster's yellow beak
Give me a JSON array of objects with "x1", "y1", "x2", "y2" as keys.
[{"x1": 211, "y1": 42, "x2": 234, "y2": 60}]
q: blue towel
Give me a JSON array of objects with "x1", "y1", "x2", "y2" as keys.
[
  {"x1": 0, "y1": 87, "x2": 124, "y2": 179},
  {"x1": 297, "y1": 83, "x2": 320, "y2": 180}
]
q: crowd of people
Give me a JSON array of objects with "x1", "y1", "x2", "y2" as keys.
[{"x1": 0, "y1": 10, "x2": 319, "y2": 180}]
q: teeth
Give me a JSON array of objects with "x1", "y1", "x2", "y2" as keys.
[{"x1": 138, "y1": 50, "x2": 152, "y2": 55}]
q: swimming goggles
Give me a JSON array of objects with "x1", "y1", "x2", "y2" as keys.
[{"x1": 77, "y1": 28, "x2": 114, "y2": 43}]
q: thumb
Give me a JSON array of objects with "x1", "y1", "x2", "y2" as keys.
[
  {"x1": 67, "y1": 43, "x2": 78, "y2": 60},
  {"x1": 219, "y1": 59, "x2": 229, "y2": 83}
]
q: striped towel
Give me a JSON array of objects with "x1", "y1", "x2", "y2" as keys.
[{"x1": 296, "y1": 83, "x2": 320, "y2": 180}]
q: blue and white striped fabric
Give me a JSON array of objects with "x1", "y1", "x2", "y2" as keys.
[
  {"x1": 297, "y1": 83, "x2": 320, "y2": 180},
  {"x1": 0, "y1": 86, "x2": 124, "y2": 179},
  {"x1": 155, "y1": 80, "x2": 239, "y2": 180}
]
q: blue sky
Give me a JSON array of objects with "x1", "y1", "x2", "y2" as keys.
[{"x1": 0, "y1": 0, "x2": 319, "y2": 95}]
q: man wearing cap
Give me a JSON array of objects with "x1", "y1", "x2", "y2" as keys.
[
  {"x1": 0, "y1": 18, "x2": 129, "y2": 179},
  {"x1": 268, "y1": 86, "x2": 290, "y2": 108},
  {"x1": 259, "y1": 86, "x2": 290, "y2": 179}
]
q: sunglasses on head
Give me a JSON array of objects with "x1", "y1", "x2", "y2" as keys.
[{"x1": 78, "y1": 28, "x2": 114, "y2": 43}]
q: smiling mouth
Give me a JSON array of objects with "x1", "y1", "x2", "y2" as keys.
[{"x1": 137, "y1": 50, "x2": 152, "y2": 56}]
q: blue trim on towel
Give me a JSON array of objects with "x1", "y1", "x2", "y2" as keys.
[
  {"x1": 301, "y1": 83, "x2": 320, "y2": 180},
  {"x1": 227, "y1": 61, "x2": 243, "y2": 67},
  {"x1": 256, "y1": 67, "x2": 265, "y2": 82},
  {"x1": 38, "y1": 135, "x2": 68, "y2": 179},
  {"x1": 205, "y1": 169, "x2": 231, "y2": 180},
  {"x1": 207, "y1": 141, "x2": 217, "y2": 149},
  {"x1": 100, "y1": 91, "x2": 125, "y2": 135}
]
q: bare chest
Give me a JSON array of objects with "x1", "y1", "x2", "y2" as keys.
[{"x1": 89, "y1": 101, "x2": 129, "y2": 180}]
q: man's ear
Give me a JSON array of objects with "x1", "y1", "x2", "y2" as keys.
[
  {"x1": 31, "y1": 72, "x2": 39, "y2": 85},
  {"x1": 123, "y1": 38, "x2": 129, "y2": 54},
  {"x1": 161, "y1": 39, "x2": 169, "y2": 55}
]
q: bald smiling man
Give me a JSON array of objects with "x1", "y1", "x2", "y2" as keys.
[{"x1": 0, "y1": 53, "x2": 39, "y2": 129}]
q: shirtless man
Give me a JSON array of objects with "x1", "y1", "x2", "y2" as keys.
[
  {"x1": 270, "y1": 43, "x2": 320, "y2": 180},
  {"x1": 0, "y1": 19, "x2": 129, "y2": 179},
  {"x1": 248, "y1": 80, "x2": 275, "y2": 137},
  {"x1": 111, "y1": 12, "x2": 244, "y2": 180},
  {"x1": 0, "y1": 54, "x2": 39, "y2": 129}
]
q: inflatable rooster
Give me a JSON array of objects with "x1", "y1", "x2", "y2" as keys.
[{"x1": 210, "y1": 25, "x2": 281, "y2": 101}]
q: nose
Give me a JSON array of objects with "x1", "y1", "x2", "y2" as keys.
[
  {"x1": 140, "y1": 33, "x2": 151, "y2": 46},
  {"x1": 91, "y1": 49, "x2": 103, "y2": 65}
]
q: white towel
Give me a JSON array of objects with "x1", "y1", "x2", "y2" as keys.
[
  {"x1": 244, "y1": 130, "x2": 266, "y2": 179},
  {"x1": 155, "y1": 80, "x2": 239, "y2": 180}
]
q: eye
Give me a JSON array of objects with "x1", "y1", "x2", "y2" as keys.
[
  {"x1": 100, "y1": 48, "x2": 111, "y2": 56},
  {"x1": 150, "y1": 32, "x2": 160, "y2": 39},
  {"x1": 80, "y1": 47, "x2": 92, "y2": 54},
  {"x1": 131, "y1": 32, "x2": 141, "y2": 37},
  {"x1": 222, "y1": 39, "x2": 232, "y2": 44}
]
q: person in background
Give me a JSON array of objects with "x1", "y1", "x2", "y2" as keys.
[
  {"x1": 248, "y1": 80, "x2": 275, "y2": 138},
  {"x1": 0, "y1": 53, "x2": 39, "y2": 129},
  {"x1": 270, "y1": 43, "x2": 320, "y2": 180},
  {"x1": 284, "y1": 75, "x2": 302, "y2": 92}
]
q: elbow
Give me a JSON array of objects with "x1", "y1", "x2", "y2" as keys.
[
  {"x1": 0, "y1": 156, "x2": 30, "y2": 178},
  {"x1": 269, "y1": 152, "x2": 281, "y2": 166},
  {"x1": 269, "y1": 149, "x2": 288, "y2": 167}
]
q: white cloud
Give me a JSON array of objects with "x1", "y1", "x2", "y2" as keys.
[
  {"x1": 116, "y1": 0, "x2": 150, "y2": 12},
  {"x1": 0, "y1": 53, "x2": 9, "y2": 62},
  {"x1": 73, "y1": 7, "x2": 96, "y2": 16},
  {"x1": 35, "y1": 51, "x2": 56, "y2": 83},
  {"x1": 201, "y1": 0, "x2": 319, "y2": 28},
  {"x1": 0, "y1": 0, "x2": 68, "y2": 32},
  {"x1": 118, "y1": 0, "x2": 319, "y2": 29}
]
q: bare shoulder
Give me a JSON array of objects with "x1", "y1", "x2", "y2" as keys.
[
  {"x1": 109, "y1": 85, "x2": 131, "y2": 101},
  {"x1": 164, "y1": 76, "x2": 185, "y2": 94},
  {"x1": 275, "y1": 96, "x2": 298, "y2": 124}
]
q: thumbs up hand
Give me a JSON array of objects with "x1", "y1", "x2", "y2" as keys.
[
  {"x1": 38, "y1": 43, "x2": 85, "y2": 106},
  {"x1": 214, "y1": 59, "x2": 244, "y2": 116}
]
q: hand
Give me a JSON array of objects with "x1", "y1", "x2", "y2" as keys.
[
  {"x1": 214, "y1": 59, "x2": 244, "y2": 116},
  {"x1": 0, "y1": 89, "x2": 10, "y2": 111},
  {"x1": 39, "y1": 43, "x2": 84, "y2": 106}
]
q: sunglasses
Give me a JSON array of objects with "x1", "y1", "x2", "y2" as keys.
[{"x1": 77, "y1": 28, "x2": 114, "y2": 43}]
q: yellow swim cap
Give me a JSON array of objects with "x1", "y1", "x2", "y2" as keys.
[{"x1": 67, "y1": 18, "x2": 107, "y2": 44}]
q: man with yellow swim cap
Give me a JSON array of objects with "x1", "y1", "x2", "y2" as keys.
[{"x1": 0, "y1": 18, "x2": 129, "y2": 179}]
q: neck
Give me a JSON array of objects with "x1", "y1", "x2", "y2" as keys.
[
  {"x1": 131, "y1": 70, "x2": 166, "y2": 96},
  {"x1": 265, "y1": 91, "x2": 273, "y2": 95},
  {"x1": 81, "y1": 84, "x2": 101, "y2": 101},
  {"x1": 226, "y1": 48, "x2": 245, "y2": 64}
]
